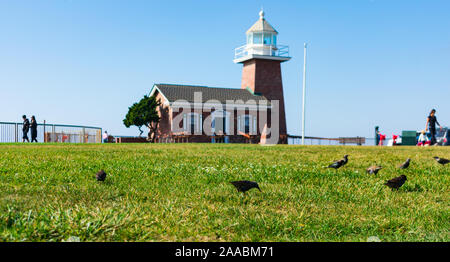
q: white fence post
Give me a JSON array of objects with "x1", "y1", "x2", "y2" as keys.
[
  {"x1": 14, "y1": 123, "x2": 18, "y2": 142},
  {"x1": 43, "y1": 120, "x2": 46, "y2": 142},
  {"x1": 52, "y1": 125, "x2": 55, "y2": 143}
]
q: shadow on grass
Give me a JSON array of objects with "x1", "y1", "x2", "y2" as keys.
[
  {"x1": 401, "y1": 183, "x2": 424, "y2": 192},
  {"x1": 383, "y1": 183, "x2": 424, "y2": 193}
]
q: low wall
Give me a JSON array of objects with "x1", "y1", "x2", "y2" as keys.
[
  {"x1": 155, "y1": 135, "x2": 272, "y2": 144},
  {"x1": 115, "y1": 137, "x2": 148, "y2": 143}
]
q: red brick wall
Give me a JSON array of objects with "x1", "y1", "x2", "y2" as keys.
[
  {"x1": 240, "y1": 59, "x2": 287, "y2": 137},
  {"x1": 155, "y1": 92, "x2": 172, "y2": 137}
]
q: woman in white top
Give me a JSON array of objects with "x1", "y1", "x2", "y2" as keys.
[{"x1": 103, "y1": 131, "x2": 109, "y2": 143}]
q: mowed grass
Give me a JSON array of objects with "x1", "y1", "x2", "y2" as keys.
[{"x1": 0, "y1": 143, "x2": 448, "y2": 242}]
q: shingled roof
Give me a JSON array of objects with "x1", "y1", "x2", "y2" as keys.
[
  {"x1": 151, "y1": 84, "x2": 270, "y2": 105},
  {"x1": 246, "y1": 11, "x2": 278, "y2": 34}
]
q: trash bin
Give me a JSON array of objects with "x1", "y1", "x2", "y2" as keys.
[{"x1": 402, "y1": 131, "x2": 417, "y2": 146}]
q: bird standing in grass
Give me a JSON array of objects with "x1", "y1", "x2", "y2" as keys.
[
  {"x1": 230, "y1": 180, "x2": 261, "y2": 194},
  {"x1": 327, "y1": 155, "x2": 349, "y2": 169},
  {"x1": 366, "y1": 165, "x2": 383, "y2": 175},
  {"x1": 384, "y1": 175, "x2": 407, "y2": 190},
  {"x1": 96, "y1": 170, "x2": 107, "y2": 181},
  {"x1": 433, "y1": 156, "x2": 449, "y2": 165},
  {"x1": 398, "y1": 158, "x2": 411, "y2": 169}
]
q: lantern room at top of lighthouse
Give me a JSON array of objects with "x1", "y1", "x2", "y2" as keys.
[{"x1": 234, "y1": 10, "x2": 291, "y2": 63}]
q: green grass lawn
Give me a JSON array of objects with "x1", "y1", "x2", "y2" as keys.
[{"x1": 0, "y1": 143, "x2": 448, "y2": 242}]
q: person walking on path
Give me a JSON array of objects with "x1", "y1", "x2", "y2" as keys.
[
  {"x1": 30, "y1": 116, "x2": 38, "y2": 143},
  {"x1": 22, "y1": 115, "x2": 30, "y2": 142},
  {"x1": 426, "y1": 109, "x2": 442, "y2": 145}
]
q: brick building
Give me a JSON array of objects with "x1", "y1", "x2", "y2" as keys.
[{"x1": 151, "y1": 11, "x2": 291, "y2": 144}]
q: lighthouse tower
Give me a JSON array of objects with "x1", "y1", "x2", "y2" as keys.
[{"x1": 234, "y1": 10, "x2": 290, "y2": 142}]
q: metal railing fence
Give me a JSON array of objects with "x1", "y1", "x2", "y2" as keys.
[
  {"x1": 288, "y1": 136, "x2": 379, "y2": 146},
  {"x1": 0, "y1": 122, "x2": 102, "y2": 143}
]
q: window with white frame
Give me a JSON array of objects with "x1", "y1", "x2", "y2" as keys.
[
  {"x1": 212, "y1": 116, "x2": 225, "y2": 135},
  {"x1": 183, "y1": 113, "x2": 202, "y2": 134},
  {"x1": 263, "y1": 33, "x2": 272, "y2": 45},
  {"x1": 238, "y1": 114, "x2": 256, "y2": 135},
  {"x1": 237, "y1": 115, "x2": 241, "y2": 133},
  {"x1": 212, "y1": 110, "x2": 229, "y2": 135},
  {"x1": 253, "y1": 33, "x2": 262, "y2": 44},
  {"x1": 244, "y1": 115, "x2": 250, "y2": 134}
]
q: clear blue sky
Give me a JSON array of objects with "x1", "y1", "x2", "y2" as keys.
[{"x1": 1, "y1": 0, "x2": 449, "y2": 138}]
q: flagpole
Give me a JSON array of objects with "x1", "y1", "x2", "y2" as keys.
[{"x1": 302, "y1": 43, "x2": 307, "y2": 145}]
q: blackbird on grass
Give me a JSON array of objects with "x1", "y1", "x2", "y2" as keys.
[
  {"x1": 230, "y1": 180, "x2": 261, "y2": 194},
  {"x1": 96, "y1": 170, "x2": 107, "y2": 181},
  {"x1": 384, "y1": 175, "x2": 407, "y2": 190},
  {"x1": 433, "y1": 156, "x2": 449, "y2": 165},
  {"x1": 398, "y1": 158, "x2": 411, "y2": 169},
  {"x1": 366, "y1": 165, "x2": 383, "y2": 175},
  {"x1": 327, "y1": 155, "x2": 349, "y2": 169}
]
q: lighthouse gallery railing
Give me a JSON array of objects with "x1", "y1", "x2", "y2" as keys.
[{"x1": 234, "y1": 44, "x2": 290, "y2": 60}]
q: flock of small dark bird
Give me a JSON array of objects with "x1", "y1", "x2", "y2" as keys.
[
  {"x1": 94, "y1": 155, "x2": 448, "y2": 194},
  {"x1": 326, "y1": 155, "x2": 446, "y2": 191}
]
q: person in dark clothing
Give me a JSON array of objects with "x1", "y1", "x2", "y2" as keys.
[
  {"x1": 30, "y1": 115, "x2": 38, "y2": 143},
  {"x1": 375, "y1": 126, "x2": 380, "y2": 146},
  {"x1": 426, "y1": 109, "x2": 442, "y2": 145},
  {"x1": 22, "y1": 115, "x2": 30, "y2": 142}
]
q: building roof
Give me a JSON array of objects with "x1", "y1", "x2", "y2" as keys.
[
  {"x1": 246, "y1": 10, "x2": 278, "y2": 35},
  {"x1": 152, "y1": 84, "x2": 270, "y2": 105}
]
